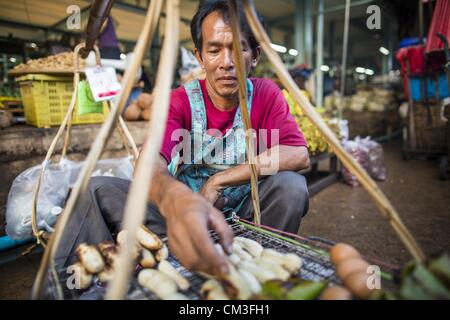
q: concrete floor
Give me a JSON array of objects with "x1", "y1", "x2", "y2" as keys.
[
  {"x1": 302, "y1": 140, "x2": 450, "y2": 266},
  {"x1": 0, "y1": 138, "x2": 449, "y2": 299}
]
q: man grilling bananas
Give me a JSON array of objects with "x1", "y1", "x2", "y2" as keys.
[{"x1": 56, "y1": 0, "x2": 310, "y2": 277}]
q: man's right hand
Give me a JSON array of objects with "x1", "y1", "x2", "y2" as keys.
[{"x1": 162, "y1": 190, "x2": 234, "y2": 277}]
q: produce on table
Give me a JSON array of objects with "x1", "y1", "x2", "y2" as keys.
[
  {"x1": 286, "y1": 280, "x2": 328, "y2": 300},
  {"x1": 260, "y1": 279, "x2": 328, "y2": 300},
  {"x1": 137, "y1": 93, "x2": 154, "y2": 110},
  {"x1": 76, "y1": 243, "x2": 105, "y2": 274},
  {"x1": 237, "y1": 260, "x2": 278, "y2": 283},
  {"x1": 140, "y1": 248, "x2": 157, "y2": 268},
  {"x1": 329, "y1": 243, "x2": 361, "y2": 265},
  {"x1": 393, "y1": 255, "x2": 450, "y2": 300},
  {"x1": 158, "y1": 260, "x2": 190, "y2": 291},
  {"x1": 98, "y1": 267, "x2": 114, "y2": 283},
  {"x1": 200, "y1": 279, "x2": 230, "y2": 300},
  {"x1": 336, "y1": 257, "x2": 370, "y2": 280},
  {"x1": 124, "y1": 103, "x2": 141, "y2": 121},
  {"x1": 116, "y1": 230, "x2": 141, "y2": 260},
  {"x1": 142, "y1": 108, "x2": 151, "y2": 121},
  {"x1": 12, "y1": 52, "x2": 86, "y2": 72},
  {"x1": 329, "y1": 243, "x2": 450, "y2": 300},
  {"x1": 320, "y1": 285, "x2": 353, "y2": 300},
  {"x1": 138, "y1": 268, "x2": 178, "y2": 299},
  {"x1": 68, "y1": 229, "x2": 336, "y2": 300},
  {"x1": 124, "y1": 92, "x2": 153, "y2": 121},
  {"x1": 164, "y1": 292, "x2": 189, "y2": 300},
  {"x1": 260, "y1": 248, "x2": 303, "y2": 274},
  {"x1": 98, "y1": 241, "x2": 119, "y2": 267},
  {"x1": 137, "y1": 225, "x2": 163, "y2": 250},
  {"x1": 71, "y1": 262, "x2": 93, "y2": 290},
  {"x1": 238, "y1": 268, "x2": 262, "y2": 295},
  {"x1": 155, "y1": 243, "x2": 169, "y2": 262},
  {"x1": 328, "y1": 242, "x2": 379, "y2": 299},
  {"x1": 219, "y1": 262, "x2": 252, "y2": 300},
  {"x1": 234, "y1": 236, "x2": 263, "y2": 258},
  {"x1": 283, "y1": 89, "x2": 339, "y2": 155},
  {"x1": 254, "y1": 256, "x2": 291, "y2": 281},
  {"x1": 343, "y1": 270, "x2": 373, "y2": 299}
]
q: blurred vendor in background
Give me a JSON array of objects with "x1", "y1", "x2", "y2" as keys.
[
  {"x1": 98, "y1": 16, "x2": 154, "y2": 121},
  {"x1": 290, "y1": 64, "x2": 315, "y2": 105}
]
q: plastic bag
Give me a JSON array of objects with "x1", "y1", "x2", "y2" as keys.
[
  {"x1": 6, "y1": 157, "x2": 134, "y2": 240},
  {"x1": 341, "y1": 137, "x2": 386, "y2": 186},
  {"x1": 341, "y1": 139, "x2": 369, "y2": 187},
  {"x1": 359, "y1": 137, "x2": 386, "y2": 181}
]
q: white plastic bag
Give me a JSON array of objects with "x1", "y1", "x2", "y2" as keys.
[
  {"x1": 342, "y1": 139, "x2": 369, "y2": 186},
  {"x1": 341, "y1": 136, "x2": 386, "y2": 187},
  {"x1": 6, "y1": 157, "x2": 134, "y2": 240},
  {"x1": 359, "y1": 137, "x2": 386, "y2": 181}
]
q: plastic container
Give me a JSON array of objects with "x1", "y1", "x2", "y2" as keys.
[{"x1": 16, "y1": 74, "x2": 109, "y2": 128}]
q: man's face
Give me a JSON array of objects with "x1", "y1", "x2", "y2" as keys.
[{"x1": 195, "y1": 11, "x2": 259, "y2": 100}]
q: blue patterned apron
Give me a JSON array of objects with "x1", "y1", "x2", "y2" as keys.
[{"x1": 168, "y1": 79, "x2": 254, "y2": 214}]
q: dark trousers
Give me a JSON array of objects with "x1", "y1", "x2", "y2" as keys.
[{"x1": 55, "y1": 171, "x2": 309, "y2": 269}]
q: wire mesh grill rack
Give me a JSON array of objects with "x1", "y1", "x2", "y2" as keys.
[{"x1": 44, "y1": 222, "x2": 339, "y2": 300}]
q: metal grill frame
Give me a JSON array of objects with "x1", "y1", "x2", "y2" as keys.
[{"x1": 44, "y1": 222, "x2": 340, "y2": 300}]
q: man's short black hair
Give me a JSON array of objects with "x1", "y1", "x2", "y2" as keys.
[{"x1": 190, "y1": 0, "x2": 262, "y2": 56}]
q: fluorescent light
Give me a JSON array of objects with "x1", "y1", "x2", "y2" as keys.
[
  {"x1": 270, "y1": 43, "x2": 287, "y2": 53},
  {"x1": 320, "y1": 65, "x2": 330, "y2": 72},
  {"x1": 355, "y1": 67, "x2": 366, "y2": 73},
  {"x1": 365, "y1": 69, "x2": 374, "y2": 75},
  {"x1": 358, "y1": 74, "x2": 366, "y2": 80},
  {"x1": 288, "y1": 49, "x2": 298, "y2": 56},
  {"x1": 120, "y1": 53, "x2": 127, "y2": 60},
  {"x1": 30, "y1": 43, "x2": 37, "y2": 49},
  {"x1": 9, "y1": 57, "x2": 16, "y2": 63},
  {"x1": 379, "y1": 47, "x2": 390, "y2": 55}
]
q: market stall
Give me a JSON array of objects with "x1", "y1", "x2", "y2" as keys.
[{"x1": 0, "y1": 0, "x2": 449, "y2": 304}]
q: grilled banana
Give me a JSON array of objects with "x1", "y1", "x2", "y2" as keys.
[
  {"x1": 138, "y1": 269, "x2": 178, "y2": 299},
  {"x1": 158, "y1": 260, "x2": 190, "y2": 291},
  {"x1": 76, "y1": 243, "x2": 105, "y2": 274}
]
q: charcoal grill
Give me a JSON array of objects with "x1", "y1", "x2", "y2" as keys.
[{"x1": 44, "y1": 220, "x2": 351, "y2": 300}]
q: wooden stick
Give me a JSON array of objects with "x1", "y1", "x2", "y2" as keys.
[
  {"x1": 242, "y1": 0, "x2": 425, "y2": 262},
  {"x1": 105, "y1": 0, "x2": 179, "y2": 300},
  {"x1": 118, "y1": 115, "x2": 139, "y2": 159},
  {"x1": 107, "y1": 100, "x2": 139, "y2": 161},
  {"x1": 227, "y1": 0, "x2": 261, "y2": 225},
  {"x1": 31, "y1": 0, "x2": 163, "y2": 299}
]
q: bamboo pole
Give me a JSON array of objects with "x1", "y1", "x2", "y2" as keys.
[
  {"x1": 227, "y1": 0, "x2": 261, "y2": 225},
  {"x1": 242, "y1": 0, "x2": 425, "y2": 262},
  {"x1": 107, "y1": 100, "x2": 140, "y2": 161},
  {"x1": 105, "y1": 0, "x2": 179, "y2": 300},
  {"x1": 118, "y1": 115, "x2": 139, "y2": 159},
  {"x1": 31, "y1": 0, "x2": 163, "y2": 299}
]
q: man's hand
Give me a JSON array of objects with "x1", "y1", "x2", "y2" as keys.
[
  {"x1": 163, "y1": 190, "x2": 234, "y2": 276},
  {"x1": 199, "y1": 174, "x2": 226, "y2": 209}
]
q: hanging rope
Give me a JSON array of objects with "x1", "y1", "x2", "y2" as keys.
[
  {"x1": 227, "y1": 0, "x2": 261, "y2": 225},
  {"x1": 105, "y1": 0, "x2": 179, "y2": 300},
  {"x1": 31, "y1": 0, "x2": 163, "y2": 299}
]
